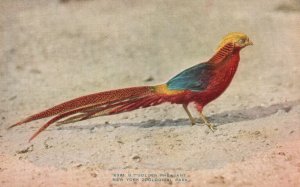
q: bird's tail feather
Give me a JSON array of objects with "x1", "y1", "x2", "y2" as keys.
[
  {"x1": 58, "y1": 95, "x2": 162, "y2": 125},
  {"x1": 9, "y1": 86, "x2": 164, "y2": 141}
]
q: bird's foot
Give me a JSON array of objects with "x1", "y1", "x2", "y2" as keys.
[
  {"x1": 189, "y1": 118, "x2": 196, "y2": 126},
  {"x1": 183, "y1": 104, "x2": 196, "y2": 126},
  {"x1": 198, "y1": 112, "x2": 216, "y2": 132},
  {"x1": 204, "y1": 122, "x2": 217, "y2": 132}
]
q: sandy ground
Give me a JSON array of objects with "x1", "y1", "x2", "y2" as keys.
[{"x1": 1, "y1": 0, "x2": 300, "y2": 186}]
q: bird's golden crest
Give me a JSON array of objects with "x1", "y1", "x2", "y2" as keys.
[{"x1": 216, "y1": 32, "x2": 253, "y2": 51}]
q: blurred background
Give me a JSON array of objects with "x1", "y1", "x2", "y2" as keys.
[{"x1": 1, "y1": 0, "x2": 300, "y2": 114}]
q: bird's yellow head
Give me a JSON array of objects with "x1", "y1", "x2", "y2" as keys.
[{"x1": 216, "y1": 32, "x2": 253, "y2": 51}]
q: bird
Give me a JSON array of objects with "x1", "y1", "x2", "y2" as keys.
[{"x1": 9, "y1": 32, "x2": 253, "y2": 141}]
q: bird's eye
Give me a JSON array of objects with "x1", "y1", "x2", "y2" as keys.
[{"x1": 238, "y1": 39, "x2": 245, "y2": 44}]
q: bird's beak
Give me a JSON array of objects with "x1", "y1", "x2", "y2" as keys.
[{"x1": 247, "y1": 40, "x2": 254, "y2": 46}]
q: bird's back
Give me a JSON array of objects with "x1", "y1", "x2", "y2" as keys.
[{"x1": 162, "y1": 43, "x2": 241, "y2": 106}]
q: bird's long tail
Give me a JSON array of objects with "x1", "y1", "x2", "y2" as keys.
[{"x1": 9, "y1": 86, "x2": 165, "y2": 141}]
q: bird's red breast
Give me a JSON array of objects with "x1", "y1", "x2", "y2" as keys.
[{"x1": 159, "y1": 43, "x2": 242, "y2": 106}]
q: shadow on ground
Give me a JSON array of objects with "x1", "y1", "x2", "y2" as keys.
[{"x1": 57, "y1": 99, "x2": 300, "y2": 131}]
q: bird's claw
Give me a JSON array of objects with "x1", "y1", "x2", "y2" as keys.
[{"x1": 205, "y1": 123, "x2": 217, "y2": 132}]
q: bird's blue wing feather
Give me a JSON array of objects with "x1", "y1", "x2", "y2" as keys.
[{"x1": 166, "y1": 62, "x2": 215, "y2": 91}]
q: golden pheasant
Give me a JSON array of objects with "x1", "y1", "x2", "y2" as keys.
[{"x1": 9, "y1": 32, "x2": 253, "y2": 141}]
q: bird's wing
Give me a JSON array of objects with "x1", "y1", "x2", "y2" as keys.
[
  {"x1": 167, "y1": 42, "x2": 235, "y2": 92},
  {"x1": 166, "y1": 62, "x2": 215, "y2": 92}
]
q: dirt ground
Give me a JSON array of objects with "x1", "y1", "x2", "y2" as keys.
[{"x1": 1, "y1": 0, "x2": 300, "y2": 186}]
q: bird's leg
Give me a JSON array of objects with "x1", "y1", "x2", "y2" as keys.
[
  {"x1": 195, "y1": 102, "x2": 216, "y2": 132},
  {"x1": 182, "y1": 104, "x2": 195, "y2": 126},
  {"x1": 198, "y1": 112, "x2": 216, "y2": 132}
]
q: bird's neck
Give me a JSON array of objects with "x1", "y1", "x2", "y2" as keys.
[
  {"x1": 213, "y1": 47, "x2": 240, "y2": 77},
  {"x1": 209, "y1": 43, "x2": 240, "y2": 65}
]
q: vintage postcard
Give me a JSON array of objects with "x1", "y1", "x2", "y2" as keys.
[{"x1": 1, "y1": 0, "x2": 300, "y2": 186}]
